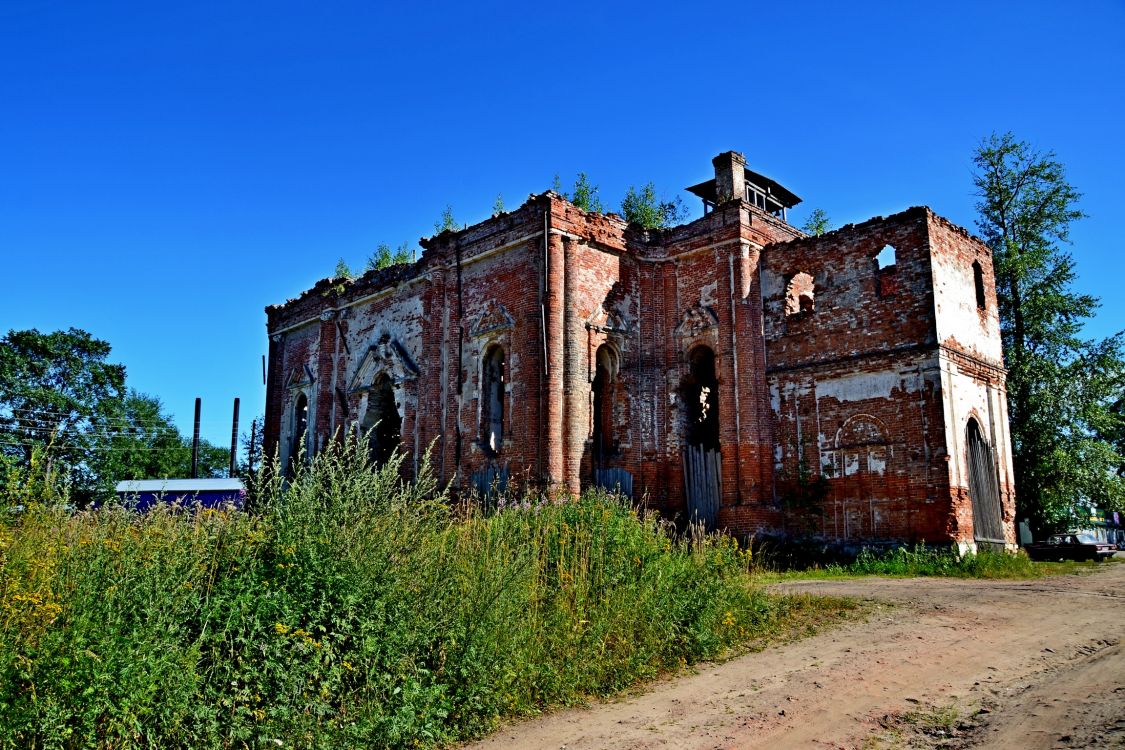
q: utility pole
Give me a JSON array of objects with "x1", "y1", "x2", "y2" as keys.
[
  {"x1": 248, "y1": 418, "x2": 258, "y2": 475},
  {"x1": 191, "y1": 398, "x2": 201, "y2": 479},
  {"x1": 229, "y1": 397, "x2": 240, "y2": 477}
]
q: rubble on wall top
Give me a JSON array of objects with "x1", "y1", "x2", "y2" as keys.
[
  {"x1": 265, "y1": 261, "x2": 418, "y2": 316},
  {"x1": 770, "y1": 206, "x2": 983, "y2": 251}
]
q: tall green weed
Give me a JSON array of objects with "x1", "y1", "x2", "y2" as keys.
[{"x1": 0, "y1": 437, "x2": 804, "y2": 749}]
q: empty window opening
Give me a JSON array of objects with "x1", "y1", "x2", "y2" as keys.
[
  {"x1": 874, "y1": 244, "x2": 899, "y2": 297},
  {"x1": 592, "y1": 345, "x2": 618, "y2": 466},
  {"x1": 289, "y1": 392, "x2": 308, "y2": 473},
  {"x1": 785, "y1": 272, "x2": 815, "y2": 316},
  {"x1": 684, "y1": 346, "x2": 720, "y2": 450},
  {"x1": 481, "y1": 345, "x2": 506, "y2": 455},
  {"x1": 973, "y1": 261, "x2": 987, "y2": 310},
  {"x1": 875, "y1": 244, "x2": 896, "y2": 269},
  {"x1": 361, "y1": 374, "x2": 401, "y2": 467}
]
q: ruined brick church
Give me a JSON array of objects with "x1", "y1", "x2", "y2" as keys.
[{"x1": 264, "y1": 151, "x2": 1017, "y2": 549}]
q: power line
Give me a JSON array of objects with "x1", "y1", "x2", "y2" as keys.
[
  {"x1": 2, "y1": 411, "x2": 237, "y2": 434},
  {"x1": 3, "y1": 407, "x2": 237, "y2": 431},
  {"x1": 4, "y1": 404, "x2": 252, "y2": 423},
  {"x1": 0, "y1": 438, "x2": 231, "y2": 453}
]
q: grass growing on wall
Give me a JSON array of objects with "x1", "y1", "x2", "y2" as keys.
[{"x1": 0, "y1": 438, "x2": 843, "y2": 749}]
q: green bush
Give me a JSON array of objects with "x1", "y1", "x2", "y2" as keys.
[
  {"x1": 837, "y1": 544, "x2": 1041, "y2": 578},
  {"x1": 0, "y1": 437, "x2": 802, "y2": 749}
]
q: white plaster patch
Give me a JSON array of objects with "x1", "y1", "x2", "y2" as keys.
[
  {"x1": 815, "y1": 370, "x2": 913, "y2": 404},
  {"x1": 931, "y1": 249, "x2": 1004, "y2": 362},
  {"x1": 700, "y1": 280, "x2": 718, "y2": 307},
  {"x1": 868, "y1": 446, "x2": 887, "y2": 475}
]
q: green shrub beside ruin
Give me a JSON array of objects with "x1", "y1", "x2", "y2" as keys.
[{"x1": 0, "y1": 438, "x2": 819, "y2": 749}]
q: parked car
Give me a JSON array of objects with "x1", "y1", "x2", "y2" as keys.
[{"x1": 1024, "y1": 534, "x2": 1117, "y2": 562}]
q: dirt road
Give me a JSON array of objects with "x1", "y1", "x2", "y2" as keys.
[{"x1": 465, "y1": 563, "x2": 1125, "y2": 749}]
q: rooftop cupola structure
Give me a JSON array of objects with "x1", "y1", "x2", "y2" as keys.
[{"x1": 686, "y1": 150, "x2": 801, "y2": 222}]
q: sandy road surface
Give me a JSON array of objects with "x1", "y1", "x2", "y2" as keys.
[{"x1": 465, "y1": 563, "x2": 1125, "y2": 749}]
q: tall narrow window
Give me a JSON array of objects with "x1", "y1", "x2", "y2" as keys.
[
  {"x1": 875, "y1": 244, "x2": 898, "y2": 297},
  {"x1": 592, "y1": 345, "x2": 618, "y2": 465},
  {"x1": 290, "y1": 393, "x2": 308, "y2": 470},
  {"x1": 973, "y1": 261, "x2": 987, "y2": 310},
  {"x1": 684, "y1": 346, "x2": 720, "y2": 451},
  {"x1": 481, "y1": 345, "x2": 505, "y2": 455}
]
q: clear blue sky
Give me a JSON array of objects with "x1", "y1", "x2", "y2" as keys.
[{"x1": 2, "y1": 0, "x2": 1123, "y2": 447}]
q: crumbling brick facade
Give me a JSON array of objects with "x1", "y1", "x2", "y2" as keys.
[{"x1": 265, "y1": 151, "x2": 1017, "y2": 549}]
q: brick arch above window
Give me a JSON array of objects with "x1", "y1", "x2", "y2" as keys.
[{"x1": 785, "y1": 271, "x2": 815, "y2": 315}]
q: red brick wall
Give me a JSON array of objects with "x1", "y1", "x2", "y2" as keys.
[
  {"x1": 264, "y1": 177, "x2": 1015, "y2": 548},
  {"x1": 761, "y1": 209, "x2": 947, "y2": 538}
]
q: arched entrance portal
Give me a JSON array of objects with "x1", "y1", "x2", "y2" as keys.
[
  {"x1": 966, "y1": 418, "x2": 1005, "y2": 548},
  {"x1": 682, "y1": 346, "x2": 721, "y2": 529},
  {"x1": 361, "y1": 374, "x2": 401, "y2": 467}
]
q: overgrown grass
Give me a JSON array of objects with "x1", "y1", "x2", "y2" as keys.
[
  {"x1": 841, "y1": 544, "x2": 1042, "y2": 578},
  {"x1": 750, "y1": 541, "x2": 1052, "y2": 583},
  {"x1": 0, "y1": 438, "x2": 845, "y2": 749}
]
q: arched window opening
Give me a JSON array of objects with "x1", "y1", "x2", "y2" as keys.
[
  {"x1": 481, "y1": 345, "x2": 505, "y2": 455},
  {"x1": 973, "y1": 261, "x2": 987, "y2": 310},
  {"x1": 361, "y1": 374, "x2": 401, "y2": 467},
  {"x1": 785, "y1": 272, "x2": 815, "y2": 316},
  {"x1": 289, "y1": 392, "x2": 308, "y2": 472},
  {"x1": 592, "y1": 345, "x2": 618, "y2": 465},
  {"x1": 684, "y1": 346, "x2": 719, "y2": 450}
]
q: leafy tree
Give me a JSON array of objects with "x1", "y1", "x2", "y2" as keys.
[
  {"x1": 1108, "y1": 396, "x2": 1125, "y2": 479},
  {"x1": 334, "y1": 258, "x2": 354, "y2": 279},
  {"x1": 91, "y1": 391, "x2": 191, "y2": 483},
  {"x1": 621, "y1": 183, "x2": 686, "y2": 229},
  {"x1": 802, "y1": 208, "x2": 831, "y2": 236},
  {"x1": 0, "y1": 329, "x2": 232, "y2": 502},
  {"x1": 91, "y1": 391, "x2": 230, "y2": 485},
  {"x1": 0, "y1": 328, "x2": 126, "y2": 497},
  {"x1": 972, "y1": 132, "x2": 1125, "y2": 532},
  {"x1": 191, "y1": 439, "x2": 232, "y2": 479},
  {"x1": 365, "y1": 242, "x2": 413, "y2": 271},
  {"x1": 492, "y1": 193, "x2": 505, "y2": 216}
]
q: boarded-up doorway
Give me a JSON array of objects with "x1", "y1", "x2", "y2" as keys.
[
  {"x1": 683, "y1": 346, "x2": 721, "y2": 529},
  {"x1": 967, "y1": 418, "x2": 1005, "y2": 548}
]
